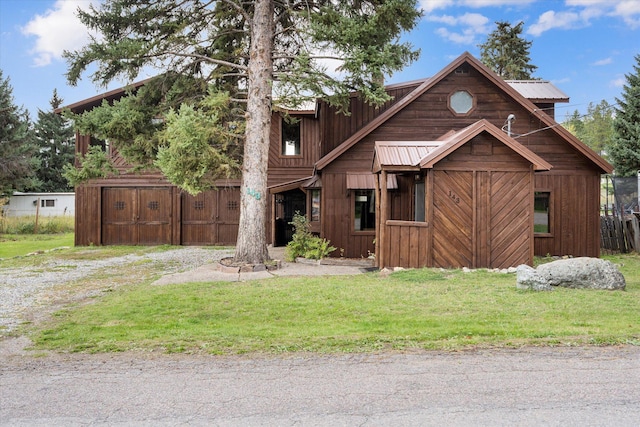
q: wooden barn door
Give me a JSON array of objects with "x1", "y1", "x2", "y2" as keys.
[
  {"x1": 215, "y1": 188, "x2": 240, "y2": 245},
  {"x1": 181, "y1": 188, "x2": 240, "y2": 245},
  {"x1": 432, "y1": 171, "x2": 474, "y2": 268},
  {"x1": 431, "y1": 170, "x2": 531, "y2": 269},
  {"x1": 181, "y1": 192, "x2": 215, "y2": 245},
  {"x1": 487, "y1": 171, "x2": 531, "y2": 268},
  {"x1": 102, "y1": 187, "x2": 172, "y2": 245},
  {"x1": 137, "y1": 188, "x2": 172, "y2": 245}
]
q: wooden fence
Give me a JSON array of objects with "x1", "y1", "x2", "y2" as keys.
[{"x1": 601, "y1": 214, "x2": 640, "y2": 254}]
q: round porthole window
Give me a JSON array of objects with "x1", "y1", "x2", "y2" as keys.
[{"x1": 449, "y1": 90, "x2": 473, "y2": 115}]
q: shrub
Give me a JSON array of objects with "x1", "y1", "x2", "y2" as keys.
[{"x1": 285, "y1": 212, "x2": 336, "y2": 261}]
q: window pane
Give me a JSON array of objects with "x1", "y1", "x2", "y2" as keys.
[
  {"x1": 534, "y1": 192, "x2": 550, "y2": 233},
  {"x1": 450, "y1": 90, "x2": 473, "y2": 114},
  {"x1": 311, "y1": 190, "x2": 320, "y2": 222},
  {"x1": 354, "y1": 190, "x2": 375, "y2": 231},
  {"x1": 414, "y1": 181, "x2": 425, "y2": 222},
  {"x1": 281, "y1": 120, "x2": 301, "y2": 156}
]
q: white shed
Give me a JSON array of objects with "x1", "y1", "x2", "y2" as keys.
[{"x1": 2, "y1": 192, "x2": 75, "y2": 217}]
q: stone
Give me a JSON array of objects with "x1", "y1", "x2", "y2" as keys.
[
  {"x1": 516, "y1": 265, "x2": 553, "y2": 291},
  {"x1": 516, "y1": 257, "x2": 626, "y2": 291}
]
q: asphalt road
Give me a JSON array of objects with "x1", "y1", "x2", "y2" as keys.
[{"x1": 1, "y1": 340, "x2": 639, "y2": 426}]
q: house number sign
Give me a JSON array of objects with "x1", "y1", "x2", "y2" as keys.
[
  {"x1": 448, "y1": 190, "x2": 460, "y2": 204},
  {"x1": 246, "y1": 187, "x2": 262, "y2": 200}
]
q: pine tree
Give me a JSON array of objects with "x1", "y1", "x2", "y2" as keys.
[
  {"x1": 609, "y1": 54, "x2": 640, "y2": 177},
  {"x1": 564, "y1": 101, "x2": 615, "y2": 157},
  {"x1": 0, "y1": 70, "x2": 39, "y2": 196},
  {"x1": 34, "y1": 90, "x2": 75, "y2": 192},
  {"x1": 63, "y1": 0, "x2": 421, "y2": 264},
  {"x1": 478, "y1": 21, "x2": 537, "y2": 80}
]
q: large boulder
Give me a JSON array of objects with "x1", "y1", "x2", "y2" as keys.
[{"x1": 516, "y1": 257, "x2": 626, "y2": 291}]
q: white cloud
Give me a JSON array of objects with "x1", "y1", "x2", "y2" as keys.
[
  {"x1": 21, "y1": 0, "x2": 99, "y2": 67},
  {"x1": 529, "y1": 0, "x2": 640, "y2": 35},
  {"x1": 420, "y1": 0, "x2": 534, "y2": 12},
  {"x1": 463, "y1": 0, "x2": 535, "y2": 6},
  {"x1": 593, "y1": 57, "x2": 613, "y2": 66},
  {"x1": 612, "y1": 0, "x2": 640, "y2": 28},
  {"x1": 428, "y1": 12, "x2": 490, "y2": 44},
  {"x1": 420, "y1": 0, "x2": 454, "y2": 13},
  {"x1": 611, "y1": 76, "x2": 626, "y2": 88},
  {"x1": 527, "y1": 10, "x2": 593, "y2": 36}
]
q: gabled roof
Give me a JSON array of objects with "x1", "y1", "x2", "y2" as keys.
[
  {"x1": 55, "y1": 78, "x2": 153, "y2": 114},
  {"x1": 316, "y1": 51, "x2": 613, "y2": 174},
  {"x1": 373, "y1": 120, "x2": 552, "y2": 173},
  {"x1": 420, "y1": 119, "x2": 551, "y2": 170},
  {"x1": 59, "y1": 78, "x2": 319, "y2": 115}
]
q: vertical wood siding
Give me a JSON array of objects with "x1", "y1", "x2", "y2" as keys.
[
  {"x1": 74, "y1": 185, "x2": 101, "y2": 246},
  {"x1": 534, "y1": 172, "x2": 601, "y2": 257}
]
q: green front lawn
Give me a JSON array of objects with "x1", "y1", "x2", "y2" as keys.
[{"x1": 30, "y1": 252, "x2": 640, "y2": 355}]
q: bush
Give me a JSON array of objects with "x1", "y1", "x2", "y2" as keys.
[{"x1": 285, "y1": 212, "x2": 336, "y2": 261}]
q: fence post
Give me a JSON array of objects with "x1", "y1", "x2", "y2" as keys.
[{"x1": 34, "y1": 197, "x2": 40, "y2": 234}]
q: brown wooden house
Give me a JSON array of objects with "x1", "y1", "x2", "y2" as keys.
[{"x1": 65, "y1": 52, "x2": 612, "y2": 268}]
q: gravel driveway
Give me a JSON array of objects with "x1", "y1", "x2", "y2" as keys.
[{"x1": 0, "y1": 247, "x2": 233, "y2": 335}]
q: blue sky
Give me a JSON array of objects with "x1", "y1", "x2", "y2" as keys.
[{"x1": 1, "y1": 0, "x2": 639, "y2": 121}]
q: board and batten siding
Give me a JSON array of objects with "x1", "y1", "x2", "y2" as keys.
[{"x1": 534, "y1": 172, "x2": 601, "y2": 258}]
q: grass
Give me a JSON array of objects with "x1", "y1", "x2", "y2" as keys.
[
  {"x1": 0, "y1": 215, "x2": 74, "y2": 235},
  {"x1": 26, "y1": 250, "x2": 640, "y2": 355},
  {"x1": 0, "y1": 215, "x2": 75, "y2": 258},
  {"x1": 0, "y1": 233, "x2": 74, "y2": 258}
]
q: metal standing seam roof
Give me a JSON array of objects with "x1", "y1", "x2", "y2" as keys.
[
  {"x1": 506, "y1": 80, "x2": 569, "y2": 102},
  {"x1": 373, "y1": 141, "x2": 443, "y2": 170},
  {"x1": 346, "y1": 172, "x2": 398, "y2": 189}
]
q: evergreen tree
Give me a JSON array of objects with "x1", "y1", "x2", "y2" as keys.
[
  {"x1": 34, "y1": 90, "x2": 75, "y2": 192},
  {"x1": 0, "y1": 70, "x2": 39, "y2": 196},
  {"x1": 63, "y1": 0, "x2": 421, "y2": 264},
  {"x1": 563, "y1": 101, "x2": 615, "y2": 157},
  {"x1": 582, "y1": 100, "x2": 615, "y2": 157},
  {"x1": 609, "y1": 54, "x2": 640, "y2": 176},
  {"x1": 563, "y1": 109, "x2": 585, "y2": 138},
  {"x1": 478, "y1": 21, "x2": 537, "y2": 80}
]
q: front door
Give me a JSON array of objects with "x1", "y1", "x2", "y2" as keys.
[{"x1": 274, "y1": 190, "x2": 307, "y2": 246}]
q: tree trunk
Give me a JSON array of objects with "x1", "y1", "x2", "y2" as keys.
[{"x1": 234, "y1": 0, "x2": 274, "y2": 264}]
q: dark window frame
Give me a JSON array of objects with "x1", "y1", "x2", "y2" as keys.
[
  {"x1": 534, "y1": 190, "x2": 553, "y2": 236},
  {"x1": 281, "y1": 118, "x2": 302, "y2": 157},
  {"x1": 352, "y1": 189, "x2": 376, "y2": 234},
  {"x1": 309, "y1": 189, "x2": 321, "y2": 223}
]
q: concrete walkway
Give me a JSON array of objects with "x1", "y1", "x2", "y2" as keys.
[{"x1": 152, "y1": 246, "x2": 370, "y2": 285}]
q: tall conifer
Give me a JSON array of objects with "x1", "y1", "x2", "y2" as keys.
[
  {"x1": 0, "y1": 70, "x2": 39, "y2": 196},
  {"x1": 609, "y1": 54, "x2": 640, "y2": 176},
  {"x1": 63, "y1": 0, "x2": 421, "y2": 264},
  {"x1": 479, "y1": 21, "x2": 537, "y2": 80},
  {"x1": 34, "y1": 90, "x2": 75, "y2": 192}
]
